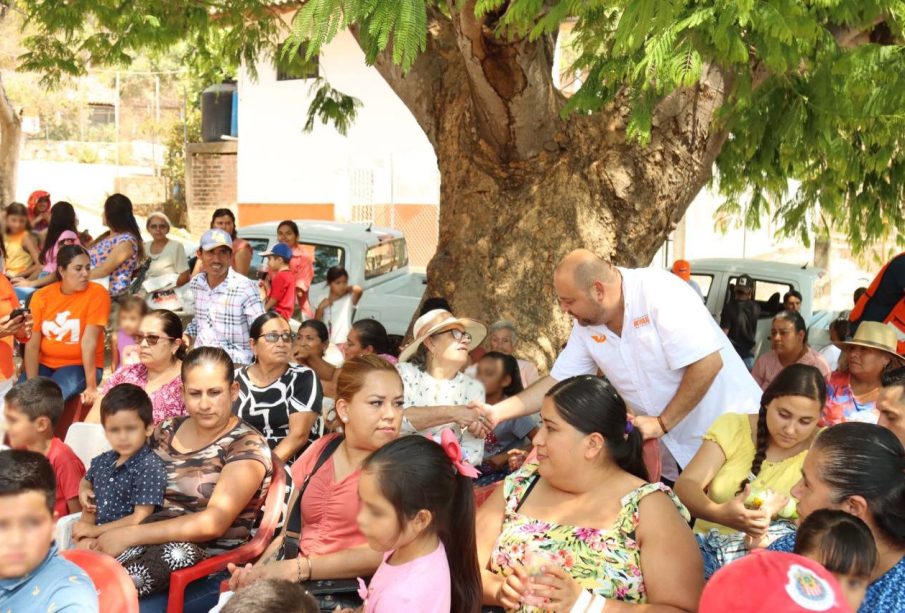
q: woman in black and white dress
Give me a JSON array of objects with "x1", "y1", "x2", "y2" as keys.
[{"x1": 234, "y1": 312, "x2": 323, "y2": 463}]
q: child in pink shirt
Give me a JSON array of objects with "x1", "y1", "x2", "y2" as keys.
[{"x1": 341, "y1": 431, "x2": 481, "y2": 613}]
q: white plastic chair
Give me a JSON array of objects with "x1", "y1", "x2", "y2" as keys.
[{"x1": 64, "y1": 422, "x2": 111, "y2": 469}]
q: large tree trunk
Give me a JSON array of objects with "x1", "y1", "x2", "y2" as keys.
[
  {"x1": 356, "y1": 2, "x2": 731, "y2": 369},
  {"x1": 0, "y1": 71, "x2": 21, "y2": 206}
]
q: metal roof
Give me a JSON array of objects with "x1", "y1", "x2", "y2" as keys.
[
  {"x1": 238, "y1": 220, "x2": 404, "y2": 246},
  {"x1": 689, "y1": 258, "x2": 825, "y2": 279}
]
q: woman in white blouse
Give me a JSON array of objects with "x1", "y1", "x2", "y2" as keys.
[
  {"x1": 396, "y1": 309, "x2": 489, "y2": 465},
  {"x1": 144, "y1": 212, "x2": 190, "y2": 286}
]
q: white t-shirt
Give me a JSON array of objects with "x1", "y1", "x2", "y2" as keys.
[
  {"x1": 397, "y1": 362, "x2": 486, "y2": 466},
  {"x1": 324, "y1": 294, "x2": 354, "y2": 345},
  {"x1": 550, "y1": 266, "x2": 761, "y2": 468},
  {"x1": 145, "y1": 239, "x2": 189, "y2": 279},
  {"x1": 818, "y1": 344, "x2": 842, "y2": 372}
]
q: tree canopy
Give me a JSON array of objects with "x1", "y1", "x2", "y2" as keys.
[{"x1": 13, "y1": 0, "x2": 905, "y2": 251}]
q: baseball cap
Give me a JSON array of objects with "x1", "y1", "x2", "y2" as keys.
[
  {"x1": 700, "y1": 551, "x2": 852, "y2": 613},
  {"x1": 672, "y1": 259, "x2": 692, "y2": 281},
  {"x1": 200, "y1": 228, "x2": 233, "y2": 251},
  {"x1": 736, "y1": 274, "x2": 755, "y2": 292},
  {"x1": 260, "y1": 242, "x2": 292, "y2": 261}
]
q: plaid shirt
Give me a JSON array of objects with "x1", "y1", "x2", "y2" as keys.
[{"x1": 186, "y1": 268, "x2": 265, "y2": 365}]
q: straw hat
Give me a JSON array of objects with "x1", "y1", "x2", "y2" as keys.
[
  {"x1": 842, "y1": 321, "x2": 902, "y2": 362},
  {"x1": 399, "y1": 309, "x2": 487, "y2": 363}
]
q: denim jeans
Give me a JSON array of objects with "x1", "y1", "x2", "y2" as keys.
[
  {"x1": 19, "y1": 365, "x2": 103, "y2": 401},
  {"x1": 138, "y1": 572, "x2": 228, "y2": 613}
]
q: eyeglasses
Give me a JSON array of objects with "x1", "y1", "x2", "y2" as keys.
[
  {"x1": 437, "y1": 329, "x2": 471, "y2": 343},
  {"x1": 148, "y1": 224, "x2": 169, "y2": 230},
  {"x1": 134, "y1": 334, "x2": 176, "y2": 346},
  {"x1": 258, "y1": 332, "x2": 294, "y2": 343}
]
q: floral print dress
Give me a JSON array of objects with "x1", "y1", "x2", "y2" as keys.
[
  {"x1": 89, "y1": 233, "x2": 138, "y2": 296},
  {"x1": 488, "y1": 463, "x2": 690, "y2": 611}
]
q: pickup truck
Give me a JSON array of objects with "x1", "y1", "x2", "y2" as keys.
[
  {"x1": 687, "y1": 258, "x2": 841, "y2": 357},
  {"x1": 237, "y1": 221, "x2": 427, "y2": 339}
]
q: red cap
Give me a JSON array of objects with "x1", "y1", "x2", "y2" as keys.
[
  {"x1": 700, "y1": 551, "x2": 852, "y2": 613},
  {"x1": 672, "y1": 259, "x2": 691, "y2": 281}
]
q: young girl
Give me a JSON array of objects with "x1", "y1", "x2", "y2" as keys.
[
  {"x1": 315, "y1": 266, "x2": 363, "y2": 346},
  {"x1": 347, "y1": 431, "x2": 481, "y2": 613},
  {"x1": 794, "y1": 509, "x2": 878, "y2": 612},
  {"x1": 113, "y1": 296, "x2": 149, "y2": 370},
  {"x1": 276, "y1": 220, "x2": 314, "y2": 318},
  {"x1": 4, "y1": 203, "x2": 41, "y2": 279}
]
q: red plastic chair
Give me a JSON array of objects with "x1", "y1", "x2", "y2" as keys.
[
  {"x1": 55, "y1": 395, "x2": 89, "y2": 439},
  {"x1": 61, "y1": 549, "x2": 139, "y2": 612},
  {"x1": 166, "y1": 455, "x2": 287, "y2": 613},
  {"x1": 474, "y1": 482, "x2": 501, "y2": 507}
]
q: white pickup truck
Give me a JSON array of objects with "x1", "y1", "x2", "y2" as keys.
[
  {"x1": 688, "y1": 258, "x2": 841, "y2": 357},
  {"x1": 237, "y1": 221, "x2": 427, "y2": 339}
]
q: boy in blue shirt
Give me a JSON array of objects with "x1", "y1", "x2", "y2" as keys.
[
  {"x1": 72, "y1": 384, "x2": 166, "y2": 549},
  {"x1": 0, "y1": 448, "x2": 98, "y2": 612}
]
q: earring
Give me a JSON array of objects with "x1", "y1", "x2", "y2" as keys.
[{"x1": 340, "y1": 415, "x2": 348, "y2": 423}]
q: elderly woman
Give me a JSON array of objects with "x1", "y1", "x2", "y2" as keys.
[
  {"x1": 234, "y1": 312, "x2": 322, "y2": 463},
  {"x1": 823, "y1": 321, "x2": 905, "y2": 425},
  {"x1": 23, "y1": 245, "x2": 110, "y2": 404},
  {"x1": 94, "y1": 347, "x2": 272, "y2": 612},
  {"x1": 487, "y1": 320, "x2": 540, "y2": 387},
  {"x1": 88, "y1": 193, "x2": 144, "y2": 298},
  {"x1": 752, "y1": 311, "x2": 831, "y2": 390},
  {"x1": 397, "y1": 309, "x2": 488, "y2": 466},
  {"x1": 477, "y1": 376, "x2": 703, "y2": 611},
  {"x1": 145, "y1": 212, "x2": 190, "y2": 285},
  {"x1": 228, "y1": 355, "x2": 402, "y2": 601},
  {"x1": 769, "y1": 423, "x2": 905, "y2": 612},
  {"x1": 86, "y1": 309, "x2": 187, "y2": 425}
]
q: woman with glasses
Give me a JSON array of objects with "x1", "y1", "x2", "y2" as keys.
[
  {"x1": 234, "y1": 312, "x2": 323, "y2": 462},
  {"x1": 86, "y1": 309, "x2": 187, "y2": 424},
  {"x1": 396, "y1": 309, "x2": 488, "y2": 466}
]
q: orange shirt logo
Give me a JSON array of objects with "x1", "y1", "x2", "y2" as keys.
[
  {"x1": 633, "y1": 315, "x2": 651, "y2": 329},
  {"x1": 591, "y1": 334, "x2": 607, "y2": 344}
]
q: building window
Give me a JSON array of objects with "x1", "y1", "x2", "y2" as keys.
[
  {"x1": 276, "y1": 41, "x2": 319, "y2": 81},
  {"x1": 88, "y1": 103, "x2": 115, "y2": 127}
]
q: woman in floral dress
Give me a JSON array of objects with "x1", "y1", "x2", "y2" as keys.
[
  {"x1": 88, "y1": 193, "x2": 144, "y2": 298},
  {"x1": 476, "y1": 375, "x2": 703, "y2": 612}
]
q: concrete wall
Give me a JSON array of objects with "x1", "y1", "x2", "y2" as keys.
[{"x1": 185, "y1": 141, "x2": 238, "y2": 235}]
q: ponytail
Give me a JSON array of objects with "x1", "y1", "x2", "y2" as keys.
[
  {"x1": 546, "y1": 376, "x2": 648, "y2": 482},
  {"x1": 363, "y1": 436, "x2": 481, "y2": 613}
]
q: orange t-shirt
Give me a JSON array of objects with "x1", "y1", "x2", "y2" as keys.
[
  {"x1": 0, "y1": 276, "x2": 20, "y2": 380},
  {"x1": 30, "y1": 282, "x2": 110, "y2": 369}
]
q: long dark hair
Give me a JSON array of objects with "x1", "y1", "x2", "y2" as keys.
[
  {"x1": 351, "y1": 319, "x2": 389, "y2": 355},
  {"x1": 794, "y1": 509, "x2": 877, "y2": 578},
  {"x1": 96, "y1": 194, "x2": 144, "y2": 260},
  {"x1": 738, "y1": 363, "x2": 825, "y2": 493},
  {"x1": 211, "y1": 208, "x2": 238, "y2": 238},
  {"x1": 812, "y1": 422, "x2": 905, "y2": 548},
  {"x1": 54, "y1": 244, "x2": 90, "y2": 281},
  {"x1": 181, "y1": 346, "x2": 235, "y2": 385},
  {"x1": 277, "y1": 219, "x2": 300, "y2": 240},
  {"x1": 146, "y1": 309, "x2": 187, "y2": 361},
  {"x1": 40, "y1": 201, "x2": 78, "y2": 265},
  {"x1": 483, "y1": 351, "x2": 524, "y2": 398},
  {"x1": 363, "y1": 436, "x2": 481, "y2": 613},
  {"x1": 299, "y1": 319, "x2": 328, "y2": 344},
  {"x1": 546, "y1": 376, "x2": 648, "y2": 481}
]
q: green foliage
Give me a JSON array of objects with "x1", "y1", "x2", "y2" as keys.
[
  {"x1": 303, "y1": 79, "x2": 362, "y2": 136},
  {"x1": 161, "y1": 107, "x2": 202, "y2": 201}
]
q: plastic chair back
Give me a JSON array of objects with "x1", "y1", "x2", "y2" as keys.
[
  {"x1": 61, "y1": 549, "x2": 139, "y2": 612},
  {"x1": 64, "y1": 422, "x2": 111, "y2": 468}
]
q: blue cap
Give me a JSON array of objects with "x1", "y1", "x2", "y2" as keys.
[
  {"x1": 200, "y1": 228, "x2": 233, "y2": 251},
  {"x1": 261, "y1": 242, "x2": 292, "y2": 261}
]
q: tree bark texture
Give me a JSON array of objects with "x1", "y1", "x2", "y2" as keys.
[
  {"x1": 357, "y1": 2, "x2": 731, "y2": 370},
  {"x1": 0, "y1": 71, "x2": 21, "y2": 207}
]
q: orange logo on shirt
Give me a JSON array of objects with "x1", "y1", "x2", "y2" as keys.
[
  {"x1": 633, "y1": 315, "x2": 651, "y2": 329},
  {"x1": 591, "y1": 335, "x2": 607, "y2": 344}
]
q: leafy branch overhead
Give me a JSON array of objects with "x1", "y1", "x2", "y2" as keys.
[{"x1": 303, "y1": 78, "x2": 362, "y2": 136}]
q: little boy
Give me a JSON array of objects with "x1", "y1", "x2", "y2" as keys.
[
  {"x1": 261, "y1": 243, "x2": 297, "y2": 319},
  {"x1": 71, "y1": 383, "x2": 166, "y2": 549},
  {"x1": 4, "y1": 377, "x2": 84, "y2": 517},
  {"x1": 0, "y1": 449, "x2": 98, "y2": 611}
]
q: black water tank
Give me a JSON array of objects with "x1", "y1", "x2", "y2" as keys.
[{"x1": 201, "y1": 82, "x2": 237, "y2": 142}]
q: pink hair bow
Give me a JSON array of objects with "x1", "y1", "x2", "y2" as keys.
[
  {"x1": 357, "y1": 577, "x2": 369, "y2": 601},
  {"x1": 440, "y1": 428, "x2": 480, "y2": 478}
]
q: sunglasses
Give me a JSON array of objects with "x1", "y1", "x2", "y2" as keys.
[
  {"x1": 134, "y1": 334, "x2": 176, "y2": 346},
  {"x1": 435, "y1": 329, "x2": 471, "y2": 343},
  {"x1": 258, "y1": 332, "x2": 294, "y2": 343}
]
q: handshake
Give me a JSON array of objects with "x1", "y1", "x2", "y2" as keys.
[{"x1": 449, "y1": 400, "x2": 500, "y2": 438}]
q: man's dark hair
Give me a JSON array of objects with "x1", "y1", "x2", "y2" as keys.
[
  {"x1": 220, "y1": 580, "x2": 318, "y2": 613},
  {"x1": 854, "y1": 287, "x2": 868, "y2": 304},
  {"x1": 882, "y1": 366, "x2": 905, "y2": 390},
  {"x1": 0, "y1": 449, "x2": 56, "y2": 513},
  {"x1": 100, "y1": 383, "x2": 154, "y2": 427},
  {"x1": 6, "y1": 377, "x2": 64, "y2": 426},
  {"x1": 783, "y1": 290, "x2": 803, "y2": 303},
  {"x1": 420, "y1": 297, "x2": 451, "y2": 316}
]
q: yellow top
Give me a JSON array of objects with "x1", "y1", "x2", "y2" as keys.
[
  {"x1": 695, "y1": 412, "x2": 809, "y2": 535},
  {"x1": 5, "y1": 231, "x2": 33, "y2": 276}
]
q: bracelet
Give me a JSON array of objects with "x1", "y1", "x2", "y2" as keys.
[
  {"x1": 296, "y1": 555, "x2": 304, "y2": 583},
  {"x1": 306, "y1": 556, "x2": 313, "y2": 581},
  {"x1": 657, "y1": 415, "x2": 669, "y2": 435}
]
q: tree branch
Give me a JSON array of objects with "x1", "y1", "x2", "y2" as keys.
[{"x1": 831, "y1": 15, "x2": 889, "y2": 49}]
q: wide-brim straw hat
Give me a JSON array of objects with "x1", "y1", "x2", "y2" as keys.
[
  {"x1": 842, "y1": 321, "x2": 903, "y2": 362},
  {"x1": 399, "y1": 309, "x2": 487, "y2": 363}
]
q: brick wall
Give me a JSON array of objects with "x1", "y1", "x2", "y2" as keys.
[{"x1": 185, "y1": 141, "x2": 237, "y2": 235}]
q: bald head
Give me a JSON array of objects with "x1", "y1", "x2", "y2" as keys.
[{"x1": 555, "y1": 249, "x2": 616, "y2": 291}]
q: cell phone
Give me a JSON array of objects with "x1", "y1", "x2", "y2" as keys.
[{"x1": 8, "y1": 307, "x2": 29, "y2": 320}]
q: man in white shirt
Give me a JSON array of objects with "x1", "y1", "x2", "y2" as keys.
[{"x1": 477, "y1": 249, "x2": 761, "y2": 476}]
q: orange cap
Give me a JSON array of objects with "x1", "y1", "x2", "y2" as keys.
[{"x1": 672, "y1": 259, "x2": 691, "y2": 281}]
